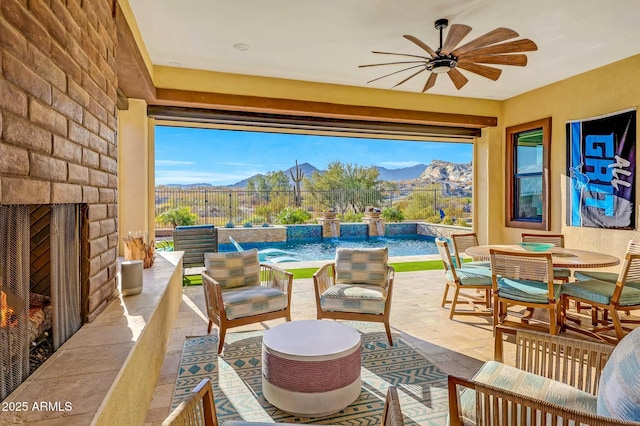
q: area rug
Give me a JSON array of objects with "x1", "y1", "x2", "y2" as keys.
[{"x1": 171, "y1": 324, "x2": 449, "y2": 425}]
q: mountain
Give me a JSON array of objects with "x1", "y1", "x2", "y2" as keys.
[
  {"x1": 418, "y1": 160, "x2": 472, "y2": 184},
  {"x1": 227, "y1": 162, "x2": 321, "y2": 188},
  {"x1": 375, "y1": 164, "x2": 426, "y2": 181}
]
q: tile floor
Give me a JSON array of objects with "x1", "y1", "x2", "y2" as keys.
[{"x1": 143, "y1": 266, "x2": 506, "y2": 425}]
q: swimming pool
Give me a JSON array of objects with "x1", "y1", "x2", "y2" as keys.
[{"x1": 218, "y1": 234, "x2": 438, "y2": 262}]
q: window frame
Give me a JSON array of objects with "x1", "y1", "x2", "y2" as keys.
[{"x1": 505, "y1": 117, "x2": 551, "y2": 230}]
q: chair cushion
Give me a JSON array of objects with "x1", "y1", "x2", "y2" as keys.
[
  {"x1": 204, "y1": 249, "x2": 260, "y2": 290},
  {"x1": 446, "y1": 267, "x2": 492, "y2": 286},
  {"x1": 222, "y1": 285, "x2": 288, "y2": 320},
  {"x1": 553, "y1": 267, "x2": 571, "y2": 278},
  {"x1": 497, "y1": 277, "x2": 562, "y2": 304},
  {"x1": 574, "y1": 270, "x2": 618, "y2": 283},
  {"x1": 320, "y1": 283, "x2": 387, "y2": 314},
  {"x1": 459, "y1": 361, "x2": 597, "y2": 425},
  {"x1": 573, "y1": 271, "x2": 640, "y2": 290},
  {"x1": 335, "y1": 247, "x2": 388, "y2": 287},
  {"x1": 597, "y1": 327, "x2": 640, "y2": 421},
  {"x1": 561, "y1": 279, "x2": 640, "y2": 307}
]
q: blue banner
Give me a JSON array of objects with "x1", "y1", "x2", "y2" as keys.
[{"x1": 566, "y1": 109, "x2": 636, "y2": 229}]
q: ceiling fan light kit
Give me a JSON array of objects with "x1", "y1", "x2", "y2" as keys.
[{"x1": 360, "y1": 18, "x2": 537, "y2": 92}]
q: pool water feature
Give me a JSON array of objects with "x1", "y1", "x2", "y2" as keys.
[{"x1": 218, "y1": 234, "x2": 438, "y2": 262}]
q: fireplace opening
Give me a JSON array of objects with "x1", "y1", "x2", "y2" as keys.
[{"x1": 1, "y1": 204, "x2": 84, "y2": 401}]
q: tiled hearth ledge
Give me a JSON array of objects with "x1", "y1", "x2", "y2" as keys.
[{"x1": 0, "y1": 252, "x2": 184, "y2": 425}]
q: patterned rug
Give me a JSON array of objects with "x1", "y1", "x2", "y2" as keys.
[{"x1": 172, "y1": 324, "x2": 449, "y2": 425}]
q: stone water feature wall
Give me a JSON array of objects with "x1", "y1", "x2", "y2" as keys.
[{"x1": 0, "y1": 0, "x2": 119, "y2": 322}]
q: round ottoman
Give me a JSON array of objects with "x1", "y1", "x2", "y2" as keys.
[{"x1": 262, "y1": 320, "x2": 362, "y2": 417}]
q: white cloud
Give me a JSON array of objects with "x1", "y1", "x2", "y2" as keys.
[
  {"x1": 378, "y1": 161, "x2": 422, "y2": 169},
  {"x1": 155, "y1": 170, "x2": 252, "y2": 185},
  {"x1": 156, "y1": 160, "x2": 195, "y2": 166}
]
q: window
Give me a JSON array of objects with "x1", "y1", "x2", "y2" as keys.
[{"x1": 505, "y1": 118, "x2": 551, "y2": 230}]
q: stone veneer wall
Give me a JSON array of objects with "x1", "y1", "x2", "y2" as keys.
[{"x1": 0, "y1": 0, "x2": 118, "y2": 321}]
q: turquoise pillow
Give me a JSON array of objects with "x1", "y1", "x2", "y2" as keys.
[
  {"x1": 437, "y1": 237, "x2": 460, "y2": 269},
  {"x1": 597, "y1": 327, "x2": 640, "y2": 421}
]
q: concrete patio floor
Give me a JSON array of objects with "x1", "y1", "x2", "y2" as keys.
[
  {"x1": 144, "y1": 266, "x2": 505, "y2": 425},
  {"x1": 143, "y1": 262, "x2": 638, "y2": 425}
]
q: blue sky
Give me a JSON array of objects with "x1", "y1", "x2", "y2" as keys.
[{"x1": 154, "y1": 125, "x2": 473, "y2": 186}]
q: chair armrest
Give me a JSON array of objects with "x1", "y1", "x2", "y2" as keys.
[
  {"x1": 495, "y1": 326, "x2": 614, "y2": 395},
  {"x1": 313, "y1": 262, "x2": 336, "y2": 296},
  {"x1": 260, "y1": 263, "x2": 293, "y2": 296},
  {"x1": 201, "y1": 271, "x2": 225, "y2": 320}
]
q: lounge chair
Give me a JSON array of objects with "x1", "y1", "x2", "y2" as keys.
[{"x1": 228, "y1": 236, "x2": 299, "y2": 263}]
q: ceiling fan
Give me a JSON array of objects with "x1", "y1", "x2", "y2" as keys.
[{"x1": 360, "y1": 18, "x2": 537, "y2": 92}]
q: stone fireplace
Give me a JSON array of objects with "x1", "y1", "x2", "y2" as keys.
[
  {"x1": 0, "y1": 0, "x2": 119, "y2": 402},
  {"x1": 0, "y1": 204, "x2": 85, "y2": 400}
]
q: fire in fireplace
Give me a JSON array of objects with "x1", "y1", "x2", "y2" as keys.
[{"x1": 1, "y1": 204, "x2": 83, "y2": 401}]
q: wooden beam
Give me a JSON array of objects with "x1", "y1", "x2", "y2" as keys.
[
  {"x1": 147, "y1": 105, "x2": 482, "y2": 138},
  {"x1": 115, "y1": 3, "x2": 156, "y2": 101},
  {"x1": 152, "y1": 88, "x2": 497, "y2": 129}
]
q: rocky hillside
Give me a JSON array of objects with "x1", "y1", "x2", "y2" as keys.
[{"x1": 418, "y1": 160, "x2": 472, "y2": 184}]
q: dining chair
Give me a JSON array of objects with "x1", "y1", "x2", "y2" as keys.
[
  {"x1": 450, "y1": 232, "x2": 491, "y2": 269},
  {"x1": 437, "y1": 239, "x2": 492, "y2": 320},
  {"x1": 520, "y1": 233, "x2": 571, "y2": 282},
  {"x1": 313, "y1": 247, "x2": 395, "y2": 345},
  {"x1": 489, "y1": 249, "x2": 562, "y2": 336},
  {"x1": 201, "y1": 249, "x2": 293, "y2": 353},
  {"x1": 561, "y1": 247, "x2": 640, "y2": 344}
]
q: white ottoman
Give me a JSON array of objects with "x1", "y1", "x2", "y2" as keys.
[{"x1": 262, "y1": 320, "x2": 361, "y2": 417}]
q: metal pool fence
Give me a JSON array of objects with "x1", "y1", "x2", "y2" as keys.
[{"x1": 154, "y1": 187, "x2": 472, "y2": 229}]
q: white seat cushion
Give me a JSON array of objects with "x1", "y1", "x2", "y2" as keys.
[
  {"x1": 320, "y1": 283, "x2": 387, "y2": 314},
  {"x1": 222, "y1": 285, "x2": 288, "y2": 320}
]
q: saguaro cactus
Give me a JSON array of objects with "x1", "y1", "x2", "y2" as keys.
[{"x1": 290, "y1": 160, "x2": 304, "y2": 207}]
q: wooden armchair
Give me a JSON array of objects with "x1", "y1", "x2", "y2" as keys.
[
  {"x1": 313, "y1": 247, "x2": 395, "y2": 345},
  {"x1": 201, "y1": 249, "x2": 293, "y2": 353},
  {"x1": 448, "y1": 326, "x2": 640, "y2": 426}
]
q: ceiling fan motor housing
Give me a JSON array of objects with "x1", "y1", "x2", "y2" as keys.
[{"x1": 427, "y1": 55, "x2": 457, "y2": 73}]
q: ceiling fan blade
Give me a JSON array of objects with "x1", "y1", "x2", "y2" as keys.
[
  {"x1": 403, "y1": 35, "x2": 437, "y2": 57},
  {"x1": 462, "y1": 39, "x2": 538, "y2": 56},
  {"x1": 366, "y1": 64, "x2": 426, "y2": 84},
  {"x1": 359, "y1": 60, "x2": 426, "y2": 68},
  {"x1": 392, "y1": 68, "x2": 427, "y2": 88},
  {"x1": 452, "y1": 27, "x2": 519, "y2": 57},
  {"x1": 447, "y1": 68, "x2": 469, "y2": 90},
  {"x1": 460, "y1": 54, "x2": 528, "y2": 66},
  {"x1": 372, "y1": 50, "x2": 431, "y2": 60},
  {"x1": 456, "y1": 63, "x2": 502, "y2": 81},
  {"x1": 422, "y1": 73, "x2": 437, "y2": 92},
  {"x1": 441, "y1": 24, "x2": 472, "y2": 55}
]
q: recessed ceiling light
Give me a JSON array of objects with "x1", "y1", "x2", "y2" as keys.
[
  {"x1": 168, "y1": 61, "x2": 180, "y2": 66},
  {"x1": 233, "y1": 43, "x2": 250, "y2": 51}
]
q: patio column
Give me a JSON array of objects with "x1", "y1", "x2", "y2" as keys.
[{"x1": 118, "y1": 99, "x2": 155, "y2": 256}]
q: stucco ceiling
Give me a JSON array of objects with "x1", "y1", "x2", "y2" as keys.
[{"x1": 128, "y1": 0, "x2": 640, "y2": 100}]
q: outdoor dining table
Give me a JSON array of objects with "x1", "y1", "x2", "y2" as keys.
[{"x1": 464, "y1": 245, "x2": 620, "y2": 269}]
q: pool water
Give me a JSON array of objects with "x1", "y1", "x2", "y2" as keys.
[{"x1": 218, "y1": 234, "x2": 438, "y2": 262}]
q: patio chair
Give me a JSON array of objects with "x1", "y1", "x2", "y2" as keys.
[
  {"x1": 489, "y1": 249, "x2": 562, "y2": 339},
  {"x1": 164, "y1": 378, "x2": 405, "y2": 426},
  {"x1": 313, "y1": 247, "x2": 395, "y2": 345},
  {"x1": 450, "y1": 232, "x2": 491, "y2": 269},
  {"x1": 173, "y1": 225, "x2": 218, "y2": 281},
  {"x1": 201, "y1": 249, "x2": 293, "y2": 353},
  {"x1": 520, "y1": 232, "x2": 571, "y2": 282},
  {"x1": 448, "y1": 326, "x2": 640, "y2": 426},
  {"x1": 561, "y1": 245, "x2": 640, "y2": 344},
  {"x1": 436, "y1": 239, "x2": 492, "y2": 320}
]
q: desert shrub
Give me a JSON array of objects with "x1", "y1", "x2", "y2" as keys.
[
  {"x1": 442, "y1": 217, "x2": 455, "y2": 225},
  {"x1": 340, "y1": 211, "x2": 363, "y2": 223},
  {"x1": 275, "y1": 207, "x2": 312, "y2": 224},
  {"x1": 382, "y1": 206, "x2": 404, "y2": 222},
  {"x1": 156, "y1": 207, "x2": 197, "y2": 228},
  {"x1": 424, "y1": 214, "x2": 441, "y2": 224}
]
